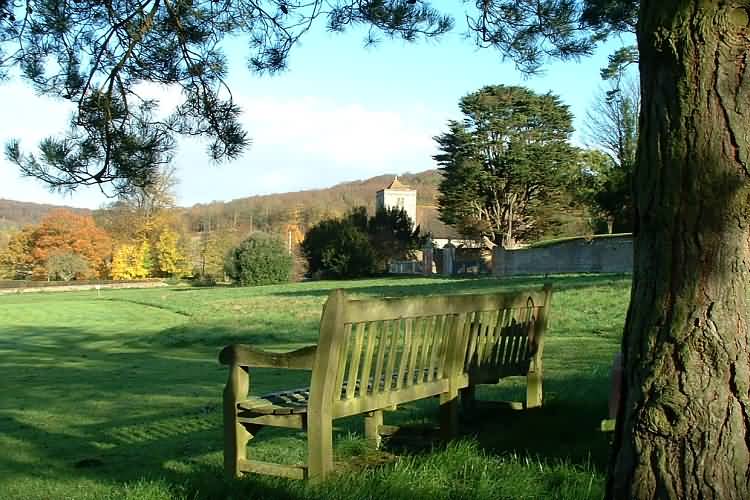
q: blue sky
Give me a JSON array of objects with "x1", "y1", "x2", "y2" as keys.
[{"x1": 0, "y1": 15, "x2": 634, "y2": 209}]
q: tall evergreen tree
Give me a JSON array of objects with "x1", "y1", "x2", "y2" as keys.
[
  {"x1": 368, "y1": 206, "x2": 424, "y2": 272},
  {"x1": 435, "y1": 85, "x2": 577, "y2": 247}
]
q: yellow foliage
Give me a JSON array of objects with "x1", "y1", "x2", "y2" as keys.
[
  {"x1": 155, "y1": 229, "x2": 185, "y2": 277},
  {"x1": 111, "y1": 241, "x2": 151, "y2": 280}
]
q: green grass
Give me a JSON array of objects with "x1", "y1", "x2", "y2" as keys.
[
  {"x1": 0, "y1": 275, "x2": 630, "y2": 499},
  {"x1": 525, "y1": 233, "x2": 632, "y2": 249}
]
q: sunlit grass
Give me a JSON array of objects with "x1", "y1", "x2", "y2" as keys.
[{"x1": 0, "y1": 275, "x2": 629, "y2": 499}]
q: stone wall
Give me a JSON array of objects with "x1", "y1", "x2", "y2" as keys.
[
  {"x1": 0, "y1": 279, "x2": 167, "y2": 295},
  {"x1": 492, "y1": 234, "x2": 633, "y2": 276}
]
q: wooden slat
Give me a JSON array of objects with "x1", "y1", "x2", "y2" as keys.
[
  {"x1": 239, "y1": 459, "x2": 307, "y2": 480},
  {"x1": 383, "y1": 319, "x2": 400, "y2": 392},
  {"x1": 359, "y1": 322, "x2": 378, "y2": 395},
  {"x1": 502, "y1": 318, "x2": 517, "y2": 367},
  {"x1": 478, "y1": 312, "x2": 492, "y2": 364},
  {"x1": 428, "y1": 315, "x2": 445, "y2": 381},
  {"x1": 458, "y1": 312, "x2": 475, "y2": 371},
  {"x1": 419, "y1": 316, "x2": 436, "y2": 383},
  {"x1": 345, "y1": 323, "x2": 366, "y2": 400},
  {"x1": 219, "y1": 344, "x2": 317, "y2": 369},
  {"x1": 334, "y1": 324, "x2": 352, "y2": 399},
  {"x1": 237, "y1": 397, "x2": 307, "y2": 414},
  {"x1": 473, "y1": 314, "x2": 486, "y2": 366},
  {"x1": 464, "y1": 315, "x2": 480, "y2": 369},
  {"x1": 490, "y1": 308, "x2": 509, "y2": 365},
  {"x1": 395, "y1": 318, "x2": 413, "y2": 390},
  {"x1": 435, "y1": 314, "x2": 453, "y2": 380},
  {"x1": 503, "y1": 317, "x2": 520, "y2": 367},
  {"x1": 483, "y1": 310, "x2": 500, "y2": 364},
  {"x1": 405, "y1": 317, "x2": 423, "y2": 387},
  {"x1": 495, "y1": 309, "x2": 513, "y2": 365},
  {"x1": 238, "y1": 413, "x2": 305, "y2": 429},
  {"x1": 341, "y1": 289, "x2": 549, "y2": 324},
  {"x1": 372, "y1": 321, "x2": 390, "y2": 393},
  {"x1": 508, "y1": 316, "x2": 526, "y2": 365},
  {"x1": 332, "y1": 377, "x2": 468, "y2": 418}
]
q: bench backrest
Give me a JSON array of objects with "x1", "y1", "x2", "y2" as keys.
[
  {"x1": 462, "y1": 286, "x2": 551, "y2": 384},
  {"x1": 308, "y1": 285, "x2": 552, "y2": 421}
]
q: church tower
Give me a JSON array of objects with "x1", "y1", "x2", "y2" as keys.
[{"x1": 376, "y1": 176, "x2": 418, "y2": 227}]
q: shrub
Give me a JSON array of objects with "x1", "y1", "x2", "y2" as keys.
[
  {"x1": 225, "y1": 234, "x2": 293, "y2": 286},
  {"x1": 301, "y1": 219, "x2": 376, "y2": 279},
  {"x1": 191, "y1": 273, "x2": 217, "y2": 287},
  {"x1": 301, "y1": 206, "x2": 423, "y2": 278},
  {"x1": 45, "y1": 252, "x2": 89, "y2": 281}
]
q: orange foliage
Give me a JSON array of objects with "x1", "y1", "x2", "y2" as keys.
[{"x1": 6, "y1": 209, "x2": 113, "y2": 280}]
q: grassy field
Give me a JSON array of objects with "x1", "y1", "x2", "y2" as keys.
[{"x1": 0, "y1": 275, "x2": 630, "y2": 500}]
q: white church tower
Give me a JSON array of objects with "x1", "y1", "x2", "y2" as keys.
[{"x1": 376, "y1": 176, "x2": 418, "y2": 227}]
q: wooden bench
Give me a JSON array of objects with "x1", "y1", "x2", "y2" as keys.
[{"x1": 220, "y1": 284, "x2": 552, "y2": 482}]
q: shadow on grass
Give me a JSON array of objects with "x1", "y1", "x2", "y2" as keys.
[
  {"x1": 270, "y1": 274, "x2": 631, "y2": 299},
  {"x1": 0, "y1": 319, "x2": 616, "y2": 499},
  {"x1": 145, "y1": 323, "x2": 320, "y2": 348}
]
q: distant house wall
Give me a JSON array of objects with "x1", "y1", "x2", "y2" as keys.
[
  {"x1": 376, "y1": 189, "x2": 418, "y2": 226},
  {"x1": 431, "y1": 238, "x2": 481, "y2": 249},
  {"x1": 492, "y1": 234, "x2": 633, "y2": 276}
]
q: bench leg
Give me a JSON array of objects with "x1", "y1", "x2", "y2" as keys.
[
  {"x1": 224, "y1": 419, "x2": 250, "y2": 477},
  {"x1": 439, "y1": 390, "x2": 459, "y2": 441},
  {"x1": 364, "y1": 410, "x2": 383, "y2": 449},
  {"x1": 526, "y1": 358, "x2": 543, "y2": 408},
  {"x1": 308, "y1": 416, "x2": 334, "y2": 483},
  {"x1": 224, "y1": 365, "x2": 251, "y2": 477}
]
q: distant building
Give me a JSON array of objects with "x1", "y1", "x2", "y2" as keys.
[{"x1": 376, "y1": 177, "x2": 418, "y2": 227}]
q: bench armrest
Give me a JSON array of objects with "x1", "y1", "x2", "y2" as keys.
[{"x1": 219, "y1": 344, "x2": 317, "y2": 370}]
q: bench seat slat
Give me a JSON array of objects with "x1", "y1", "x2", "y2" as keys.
[{"x1": 238, "y1": 459, "x2": 307, "y2": 480}]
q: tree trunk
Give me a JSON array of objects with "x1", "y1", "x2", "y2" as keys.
[{"x1": 608, "y1": 3, "x2": 750, "y2": 499}]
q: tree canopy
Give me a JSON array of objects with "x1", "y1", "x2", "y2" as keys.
[
  {"x1": 435, "y1": 84, "x2": 577, "y2": 247},
  {"x1": 0, "y1": 0, "x2": 636, "y2": 195},
  {"x1": 0, "y1": 209, "x2": 112, "y2": 279},
  {"x1": 0, "y1": 0, "x2": 451, "y2": 194}
]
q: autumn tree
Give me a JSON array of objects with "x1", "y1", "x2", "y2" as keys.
[
  {"x1": 194, "y1": 228, "x2": 240, "y2": 280},
  {"x1": 2, "y1": 210, "x2": 112, "y2": 280},
  {"x1": 435, "y1": 85, "x2": 577, "y2": 247},
  {"x1": 96, "y1": 167, "x2": 188, "y2": 277},
  {"x1": 46, "y1": 253, "x2": 89, "y2": 281},
  {"x1": 154, "y1": 228, "x2": 186, "y2": 277},
  {"x1": 96, "y1": 167, "x2": 180, "y2": 242},
  {"x1": 111, "y1": 241, "x2": 151, "y2": 280},
  {"x1": 0, "y1": 228, "x2": 34, "y2": 279}
]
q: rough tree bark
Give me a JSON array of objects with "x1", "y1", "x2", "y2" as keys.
[{"x1": 608, "y1": 2, "x2": 750, "y2": 499}]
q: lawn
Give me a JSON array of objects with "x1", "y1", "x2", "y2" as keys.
[{"x1": 0, "y1": 275, "x2": 630, "y2": 500}]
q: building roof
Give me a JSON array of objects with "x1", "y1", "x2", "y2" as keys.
[{"x1": 382, "y1": 176, "x2": 413, "y2": 191}]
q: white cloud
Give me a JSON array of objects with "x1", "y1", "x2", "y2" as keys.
[
  {"x1": 0, "y1": 81, "x2": 112, "y2": 208},
  {"x1": 240, "y1": 96, "x2": 436, "y2": 167},
  {"x1": 0, "y1": 81, "x2": 446, "y2": 208},
  {"x1": 174, "y1": 94, "x2": 446, "y2": 205}
]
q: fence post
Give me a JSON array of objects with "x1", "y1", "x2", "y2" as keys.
[
  {"x1": 443, "y1": 241, "x2": 455, "y2": 276},
  {"x1": 422, "y1": 240, "x2": 434, "y2": 276}
]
